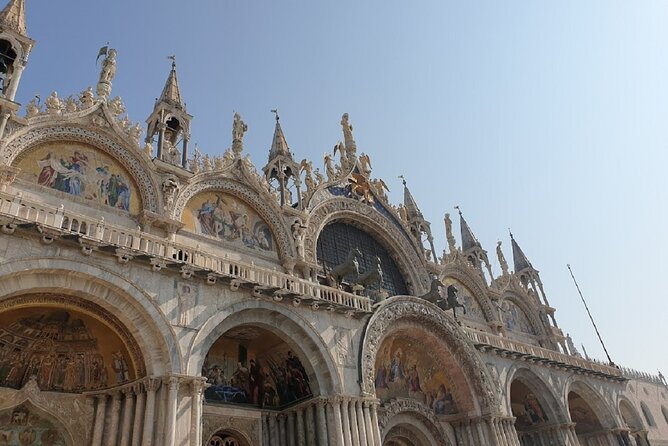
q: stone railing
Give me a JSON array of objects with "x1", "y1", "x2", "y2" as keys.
[
  {"x1": 465, "y1": 328, "x2": 625, "y2": 380},
  {"x1": 0, "y1": 192, "x2": 372, "y2": 313}
]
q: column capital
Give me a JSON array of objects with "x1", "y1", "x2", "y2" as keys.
[
  {"x1": 145, "y1": 376, "x2": 161, "y2": 392},
  {"x1": 163, "y1": 375, "x2": 181, "y2": 390}
]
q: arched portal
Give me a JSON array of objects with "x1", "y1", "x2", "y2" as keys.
[
  {"x1": 0, "y1": 402, "x2": 73, "y2": 446},
  {"x1": 202, "y1": 325, "x2": 313, "y2": 409},
  {"x1": 0, "y1": 301, "x2": 141, "y2": 392},
  {"x1": 620, "y1": 399, "x2": 648, "y2": 445},
  {"x1": 207, "y1": 429, "x2": 252, "y2": 446},
  {"x1": 508, "y1": 376, "x2": 565, "y2": 445}
]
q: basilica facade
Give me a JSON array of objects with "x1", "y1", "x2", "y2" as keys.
[{"x1": 0, "y1": 1, "x2": 667, "y2": 445}]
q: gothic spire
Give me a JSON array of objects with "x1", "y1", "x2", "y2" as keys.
[
  {"x1": 510, "y1": 230, "x2": 533, "y2": 272},
  {"x1": 0, "y1": 0, "x2": 26, "y2": 36},
  {"x1": 159, "y1": 57, "x2": 183, "y2": 109},
  {"x1": 268, "y1": 109, "x2": 292, "y2": 160},
  {"x1": 456, "y1": 206, "x2": 482, "y2": 251},
  {"x1": 400, "y1": 176, "x2": 423, "y2": 220}
]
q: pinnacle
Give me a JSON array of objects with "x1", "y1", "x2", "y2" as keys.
[
  {"x1": 0, "y1": 0, "x2": 26, "y2": 36},
  {"x1": 159, "y1": 61, "x2": 183, "y2": 109}
]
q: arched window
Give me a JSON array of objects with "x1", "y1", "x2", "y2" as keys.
[
  {"x1": 316, "y1": 222, "x2": 407, "y2": 296},
  {"x1": 641, "y1": 402, "x2": 656, "y2": 427},
  {"x1": 661, "y1": 406, "x2": 668, "y2": 425}
]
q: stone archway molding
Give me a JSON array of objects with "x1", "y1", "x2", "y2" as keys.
[
  {"x1": 0, "y1": 257, "x2": 180, "y2": 375},
  {"x1": 359, "y1": 296, "x2": 500, "y2": 415},
  {"x1": 440, "y1": 264, "x2": 498, "y2": 324},
  {"x1": 379, "y1": 399, "x2": 452, "y2": 446},
  {"x1": 0, "y1": 379, "x2": 79, "y2": 446},
  {"x1": 187, "y1": 299, "x2": 342, "y2": 395},
  {"x1": 2, "y1": 123, "x2": 160, "y2": 212},
  {"x1": 172, "y1": 177, "x2": 296, "y2": 260},
  {"x1": 306, "y1": 199, "x2": 430, "y2": 295},
  {"x1": 505, "y1": 365, "x2": 570, "y2": 424}
]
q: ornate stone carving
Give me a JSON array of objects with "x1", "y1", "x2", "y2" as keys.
[
  {"x1": 378, "y1": 398, "x2": 449, "y2": 446},
  {"x1": 360, "y1": 297, "x2": 500, "y2": 415},
  {"x1": 97, "y1": 48, "x2": 117, "y2": 101},
  {"x1": 172, "y1": 177, "x2": 296, "y2": 260},
  {"x1": 45, "y1": 92, "x2": 64, "y2": 115},
  {"x1": 202, "y1": 413, "x2": 258, "y2": 446},
  {"x1": 1, "y1": 125, "x2": 160, "y2": 212},
  {"x1": 305, "y1": 197, "x2": 429, "y2": 294}
]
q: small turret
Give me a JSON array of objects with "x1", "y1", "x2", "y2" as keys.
[
  {"x1": 456, "y1": 206, "x2": 493, "y2": 282},
  {"x1": 262, "y1": 110, "x2": 302, "y2": 208},
  {"x1": 400, "y1": 176, "x2": 436, "y2": 262},
  {"x1": 145, "y1": 57, "x2": 192, "y2": 168}
]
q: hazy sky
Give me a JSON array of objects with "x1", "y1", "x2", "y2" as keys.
[{"x1": 15, "y1": 1, "x2": 668, "y2": 375}]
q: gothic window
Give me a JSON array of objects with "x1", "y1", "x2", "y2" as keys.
[
  {"x1": 316, "y1": 222, "x2": 408, "y2": 296},
  {"x1": 641, "y1": 402, "x2": 656, "y2": 427},
  {"x1": 0, "y1": 39, "x2": 16, "y2": 95}
]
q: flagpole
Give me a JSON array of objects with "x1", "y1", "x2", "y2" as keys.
[{"x1": 567, "y1": 264, "x2": 615, "y2": 366}]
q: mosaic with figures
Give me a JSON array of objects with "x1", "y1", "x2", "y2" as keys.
[
  {"x1": 0, "y1": 307, "x2": 135, "y2": 393},
  {"x1": 202, "y1": 327, "x2": 312, "y2": 409},
  {"x1": 374, "y1": 337, "x2": 458, "y2": 415},
  {"x1": 0, "y1": 405, "x2": 66, "y2": 446},
  {"x1": 14, "y1": 142, "x2": 141, "y2": 214},
  {"x1": 502, "y1": 300, "x2": 536, "y2": 335},
  {"x1": 183, "y1": 192, "x2": 276, "y2": 257}
]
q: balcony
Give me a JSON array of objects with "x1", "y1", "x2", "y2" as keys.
[{"x1": 0, "y1": 191, "x2": 372, "y2": 315}]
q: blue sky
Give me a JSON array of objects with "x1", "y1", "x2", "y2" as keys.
[{"x1": 15, "y1": 1, "x2": 668, "y2": 375}]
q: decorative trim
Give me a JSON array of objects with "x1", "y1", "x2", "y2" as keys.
[
  {"x1": 305, "y1": 198, "x2": 429, "y2": 294},
  {"x1": 172, "y1": 177, "x2": 295, "y2": 260},
  {"x1": 359, "y1": 296, "x2": 500, "y2": 415},
  {"x1": 379, "y1": 398, "x2": 450, "y2": 446},
  {"x1": 2, "y1": 124, "x2": 159, "y2": 212}
]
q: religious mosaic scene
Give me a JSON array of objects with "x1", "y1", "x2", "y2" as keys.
[{"x1": 0, "y1": 1, "x2": 666, "y2": 445}]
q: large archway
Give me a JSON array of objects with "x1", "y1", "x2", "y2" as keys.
[
  {"x1": 619, "y1": 399, "x2": 649, "y2": 446},
  {"x1": 567, "y1": 381, "x2": 617, "y2": 445},
  {"x1": 202, "y1": 325, "x2": 314, "y2": 409},
  {"x1": 0, "y1": 259, "x2": 179, "y2": 375}
]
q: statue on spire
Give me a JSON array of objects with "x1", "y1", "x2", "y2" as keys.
[
  {"x1": 496, "y1": 240, "x2": 509, "y2": 275},
  {"x1": 232, "y1": 112, "x2": 248, "y2": 155},
  {"x1": 340, "y1": 113, "x2": 357, "y2": 158},
  {"x1": 96, "y1": 47, "x2": 117, "y2": 101},
  {"x1": 444, "y1": 213, "x2": 456, "y2": 254}
]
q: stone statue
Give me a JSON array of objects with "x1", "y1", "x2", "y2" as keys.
[
  {"x1": 232, "y1": 112, "x2": 247, "y2": 155},
  {"x1": 444, "y1": 213, "x2": 456, "y2": 253},
  {"x1": 97, "y1": 48, "x2": 117, "y2": 100},
  {"x1": 371, "y1": 178, "x2": 389, "y2": 201},
  {"x1": 189, "y1": 147, "x2": 202, "y2": 174},
  {"x1": 45, "y1": 92, "x2": 63, "y2": 115},
  {"x1": 24, "y1": 96, "x2": 40, "y2": 118},
  {"x1": 203, "y1": 154, "x2": 213, "y2": 171},
  {"x1": 291, "y1": 220, "x2": 306, "y2": 259},
  {"x1": 341, "y1": 113, "x2": 357, "y2": 157},
  {"x1": 128, "y1": 123, "x2": 143, "y2": 147},
  {"x1": 213, "y1": 156, "x2": 225, "y2": 170},
  {"x1": 162, "y1": 177, "x2": 179, "y2": 211},
  {"x1": 79, "y1": 87, "x2": 95, "y2": 109},
  {"x1": 64, "y1": 95, "x2": 78, "y2": 113},
  {"x1": 314, "y1": 168, "x2": 324, "y2": 185},
  {"x1": 108, "y1": 96, "x2": 125, "y2": 118},
  {"x1": 398, "y1": 204, "x2": 408, "y2": 223},
  {"x1": 324, "y1": 153, "x2": 336, "y2": 181},
  {"x1": 333, "y1": 142, "x2": 348, "y2": 172},
  {"x1": 496, "y1": 240, "x2": 509, "y2": 275},
  {"x1": 359, "y1": 153, "x2": 372, "y2": 175},
  {"x1": 300, "y1": 159, "x2": 315, "y2": 194},
  {"x1": 566, "y1": 334, "x2": 581, "y2": 358},
  {"x1": 163, "y1": 139, "x2": 181, "y2": 165}
]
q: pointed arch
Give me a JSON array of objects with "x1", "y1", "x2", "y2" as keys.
[
  {"x1": 565, "y1": 379, "x2": 618, "y2": 431},
  {"x1": 619, "y1": 397, "x2": 645, "y2": 432},
  {"x1": 505, "y1": 366, "x2": 569, "y2": 424},
  {"x1": 440, "y1": 264, "x2": 497, "y2": 324}
]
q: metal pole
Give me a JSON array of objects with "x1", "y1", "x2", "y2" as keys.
[{"x1": 566, "y1": 264, "x2": 615, "y2": 366}]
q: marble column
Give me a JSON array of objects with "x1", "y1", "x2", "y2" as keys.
[
  {"x1": 287, "y1": 411, "x2": 296, "y2": 446},
  {"x1": 131, "y1": 385, "x2": 145, "y2": 446},
  {"x1": 142, "y1": 378, "x2": 160, "y2": 446},
  {"x1": 316, "y1": 400, "x2": 329, "y2": 446},
  {"x1": 269, "y1": 414, "x2": 279, "y2": 446},
  {"x1": 327, "y1": 398, "x2": 345, "y2": 446},
  {"x1": 105, "y1": 392, "x2": 122, "y2": 446},
  {"x1": 486, "y1": 418, "x2": 501, "y2": 445},
  {"x1": 296, "y1": 408, "x2": 306, "y2": 446},
  {"x1": 363, "y1": 401, "x2": 375, "y2": 446},
  {"x1": 474, "y1": 419, "x2": 488, "y2": 445},
  {"x1": 356, "y1": 400, "x2": 368, "y2": 446},
  {"x1": 91, "y1": 394, "x2": 107, "y2": 446},
  {"x1": 305, "y1": 404, "x2": 317, "y2": 446},
  {"x1": 190, "y1": 380, "x2": 205, "y2": 446},
  {"x1": 348, "y1": 400, "x2": 361, "y2": 446},
  {"x1": 369, "y1": 402, "x2": 382, "y2": 446},
  {"x1": 120, "y1": 388, "x2": 135, "y2": 446},
  {"x1": 340, "y1": 398, "x2": 353, "y2": 446},
  {"x1": 279, "y1": 414, "x2": 287, "y2": 446},
  {"x1": 466, "y1": 421, "x2": 476, "y2": 445},
  {"x1": 163, "y1": 377, "x2": 180, "y2": 446}
]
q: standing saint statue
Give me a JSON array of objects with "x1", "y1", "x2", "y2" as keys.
[
  {"x1": 96, "y1": 47, "x2": 117, "y2": 101},
  {"x1": 496, "y1": 240, "x2": 509, "y2": 275},
  {"x1": 232, "y1": 112, "x2": 248, "y2": 155},
  {"x1": 341, "y1": 113, "x2": 357, "y2": 158},
  {"x1": 444, "y1": 213, "x2": 457, "y2": 254}
]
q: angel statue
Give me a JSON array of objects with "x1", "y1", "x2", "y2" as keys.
[
  {"x1": 359, "y1": 153, "x2": 372, "y2": 175},
  {"x1": 371, "y1": 178, "x2": 389, "y2": 201},
  {"x1": 324, "y1": 153, "x2": 337, "y2": 181}
]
